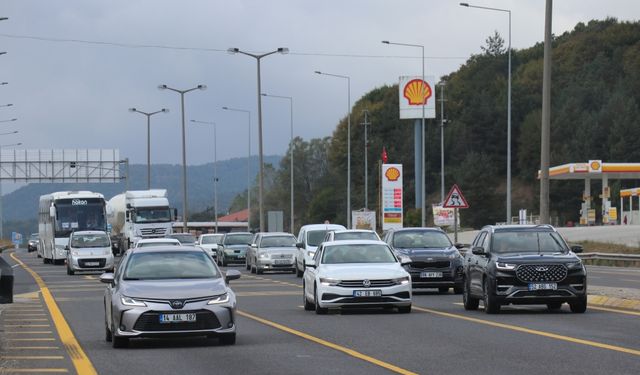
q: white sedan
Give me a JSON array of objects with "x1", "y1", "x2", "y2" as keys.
[{"x1": 303, "y1": 240, "x2": 412, "y2": 314}]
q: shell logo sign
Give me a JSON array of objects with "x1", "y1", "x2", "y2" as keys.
[
  {"x1": 398, "y1": 75, "x2": 436, "y2": 119},
  {"x1": 403, "y1": 79, "x2": 432, "y2": 106},
  {"x1": 589, "y1": 160, "x2": 602, "y2": 173},
  {"x1": 385, "y1": 167, "x2": 401, "y2": 181}
]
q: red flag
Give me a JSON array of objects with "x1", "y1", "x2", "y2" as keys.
[{"x1": 381, "y1": 147, "x2": 388, "y2": 163}]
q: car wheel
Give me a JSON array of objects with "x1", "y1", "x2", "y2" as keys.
[
  {"x1": 438, "y1": 287, "x2": 449, "y2": 294},
  {"x1": 569, "y1": 296, "x2": 587, "y2": 313},
  {"x1": 245, "y1": 259, "x2": 251, "y2": 271},
  {"x1": 111, "y1": 319, "x2": 128, "y2": 348},
  {"x1": 105, "y1": 314, "x2": 112, "y2": 342},
  {"x1": 397, "y1": 305, "x2": 412, "y2": 314},
  {"x1": 296, "y1": 262, "x2": 303, "y2": 278},
  {"x1": 483, "y1": 278, "x2": 500, "y2": 314},
  {"x1": 303, "y1": 282, "x2": 314, "y2": 311},
  {"x1": 463, "y1": 279, "x2": 479, "y2": 311},
  {"x1": 219, "y1": 333, "x2": 236, "y2": 345},
  {"x1": 547, "y1": 302, "x2": 563, "y2": 310},
  {"x1": 66, "y1": 265, "x2": 74, "y2": 276},
  {"x1": 256, "y1": 267, "x2": 263, "y2": 275},
  {"x1": 314, "y1": 285, "x2": 327, "y2": 315},
  {"x1": 37, "y1": 253, "x2": 42, "y2": 258}
]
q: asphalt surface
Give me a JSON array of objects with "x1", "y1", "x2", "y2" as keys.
[{"x1": 2, "y1": 249, "x2": 640, "y2": 375}]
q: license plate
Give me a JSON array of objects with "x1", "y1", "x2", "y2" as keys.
[
  {"x1": 528, "y1": 283, "x2": 557, "y2": 291},
  {"x1": 274, "y1": 259, "x2": 290, "y2": 265},
  {"x1": 420, "y1": 272, "x2": 443, "y2": 278},
  {"x1": 353, "y1": 290, "x2": 382, "y2": 297},
  {"x1": 85, "y1": 262, "x2": 99, "y2": 266},
  {"x1": 159, "y1": 313, "x2": 196, "y2": 323}
]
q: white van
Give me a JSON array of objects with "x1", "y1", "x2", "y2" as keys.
[
  {"x1": 295, "y1": 223, "x2": 346, "y2": 277},
  {"x1": 66, "y1": 231, "x2": 114, "y2": 275}
]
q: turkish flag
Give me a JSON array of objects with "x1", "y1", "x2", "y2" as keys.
[{"x1": 381, "y1": 147, "x2": 388, "y2": 163}]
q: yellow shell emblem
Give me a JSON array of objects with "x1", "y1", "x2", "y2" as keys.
[
  {"x1": 590, "y1": 161, "x2": 601, "y2": 171},
  {"x1": 385, "y1": 167, "x2": 401, "y2": 181},
  {"x1": 403, "y1": 79, "x2": 432, "y2": 105}
]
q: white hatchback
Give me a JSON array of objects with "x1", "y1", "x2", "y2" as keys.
[
  {"x1": 303, "y1": 240, "x2": 412, "y2": 314},
  {"x1": 66, "y1": 231, "x2": 114, "y2": 275}
]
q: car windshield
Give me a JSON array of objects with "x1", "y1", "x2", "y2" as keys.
[
  {"x1": 334, "y1": 232, "x2": 379, "y2": 241},
  {"x1": 321, "y1": 244, "x2": 396, "y2": 264},
  {"x1": 123, "y1": 251, "x2": 219, "y2": 280},
  {"x1": 201, "y1": 235, "x2": 223, "y2": 244},
  {"x1": 260, "y1": 235, "x2": 296, "y2": 248},
  {"x1": 307, "y1": 230, "x2": 329, "y2": 246},
  {"x1": 70, "y1": 233, "x2": 110, "y2": 248},
  {"x1": 169, "y1": 234, "x2": 196, "y2": 245},
  {"x1": 491, "y1": 231, "x2": 568, "y2": 254},
  {"x1": 225, "y1": 234, "x2": 252, "y2": 245},
  {"x1": 393, "y1": 230, "x2": 452, "y2": 249},
  {"x1": 132, "y1": 207, "x2": 172, "y2": 223},
  {"x1": 137, "y1": 241, "x2": 179, "y2": 247}
]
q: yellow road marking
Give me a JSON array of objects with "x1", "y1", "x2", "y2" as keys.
[
  {"x1": 588, "y1": 305, "x2": 640, "y2": 316},
  {"x1": 0, "y1": 369, "x2": 69, "y2": 373},
  {"x1": 413, "y1": 306, "x2": 640, "y2": 357},
  {"x1": 238, "y1": 310, "x2": 418, "y2": 375},
  {"x1": 0, "y1": 356, "x2": 64, "y2": 360},
  {"x1": 11, "y1": 252, "x2": 98, "y2": 375}
]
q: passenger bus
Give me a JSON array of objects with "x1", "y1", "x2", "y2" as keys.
[{"x1": 38, "y1": 191, "x2": 107, "y2": 264}]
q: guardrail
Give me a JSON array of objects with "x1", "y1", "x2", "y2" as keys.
[{"x1": 579, "y1": 253, "x2": 640, "y2": 261}]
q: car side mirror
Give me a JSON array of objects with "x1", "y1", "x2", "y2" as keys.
[
  {"x1": 225, "y1": 269, "x2": 241, "y2": 282},
  {"x1": 296, "y1": 242, "x2": 304, "y2": 248},
  {"x1": 398, "y1": 255, "x2": 412, "y2": 265},
  {"x1": 305, "y1": 260, "x2": 316, "y2": 268},
  {"x1": 99, "y1": 273, "x2": 115, "y2": 285},
  {"x1": 471, "y1": 246, "x2": 486, "y2": 256},
  {"x1": 65, "y1": 245, "x2": 70, "y2": 250},
  {"x1": 570, "y1": 244, "x2": 583, "y2": 253}
]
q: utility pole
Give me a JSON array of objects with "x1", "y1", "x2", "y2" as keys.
[
  {"x1": 540, "y1": 0, "x2": 553, "y2": 224},
  {"x1": 437, "y1": 82, "x2": 447, "y2": 203},
  {"x1": 361, "y1": 109, "x2": 371, "y2": 209}
]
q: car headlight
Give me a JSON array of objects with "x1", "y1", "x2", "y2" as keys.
[
  {"x1": 319, "y1": 277, "x2": 340, "y2": 286},
  {"x1": 207, "y1": 293, "x2": 229, "y2": 305},
  {"x1": 496, "y1": 262, "x2": 517, "y2": 270},
  {"x1": 566, "y1": 261, "x2": 583, "y2": 270},
  {"x1": 258, "y1": 252, "x2": 269, "y2": 259},
  {"x1": 393, "y1": 276, "x2": 411, "y2": 285},
  {"x1": 121, "y1": 297, "x2": 147, "y2": 307},
  {"x1": 307, "y1": 250, "x2": 315, "y2": 258}
]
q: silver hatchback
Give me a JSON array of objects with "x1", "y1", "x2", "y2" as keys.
[{"x1": 101, "y1": 246, "x2": 241, "y2": 348}]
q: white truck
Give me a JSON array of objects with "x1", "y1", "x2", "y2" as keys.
[{"x1": 107, "y1": 190, "x2": 174, "y2": 254}]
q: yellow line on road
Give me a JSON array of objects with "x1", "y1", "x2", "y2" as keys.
[
  {"x1": 413, "y1": 306, "x2": 640, "y2": 357},
  {"x1": 237, "y1": 310, "x2": 418, "y2": 375},
  {"x1": 0, "y1": 369, "x2": 69, "y2": 373},
  {"x1": 588, "y1": 305, "x2": 640, "y2": 316},
  {"x1": 0, "y1": 356, "x2": 64, "y2": 360},
  {"x1": 11, "y1": 252, "x2": 98, "y2": 375}
]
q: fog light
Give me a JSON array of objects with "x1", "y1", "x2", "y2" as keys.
[
  {"x1": 227, "y1": 322, "x2": 234, "y2": 328},
  {"x1": 119, "y1": 325, "x2": 126, "y2": 331}
]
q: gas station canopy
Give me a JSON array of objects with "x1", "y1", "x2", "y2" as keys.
[{"x1": 543, "y1": 161, "x2": 640, "y2": 180}]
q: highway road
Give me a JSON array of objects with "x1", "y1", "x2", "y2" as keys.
[{"x1": 2, "y1": 249, "x2": 640, "y2": 375}]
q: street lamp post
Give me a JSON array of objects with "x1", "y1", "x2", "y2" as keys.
[
  {"x1": 0, "y1": 118, "x2": 17, "y2": 123},
  {"x1": 0, "y1": 104, "x2": 12, "y2": 108},
  {"x1": 382, "y1": 40, "x2": 426, "y2": 226},
  {"x1": 315, "y1": 71, "x2": 352, "y2": 228},
  {"x1": 128, "y1": 107, "x2": 169, "y2": 190},
  {"x1": 222, "y1": 106, "x2": 252, "y2": 230},
  {"x1": 460, "y1": 2, "x2": 512, "y2": 223},
  {"x1": 158, "y1": 84, "x2": 206, "y2": 232},
  {"x1": 361, "y1": 110, "x2": 371, "y2": 209},
  {"x1": 228, "y1": 47, "x2": 289, "y2": 232},
  {"x1": 437, "y1": 82, "x2": 447, "y2": 203},
  {"x1": 191, "y1": 120, "x2": 219, "y2": 233},
  {"x1": 261, "y1": 93, "x2": 295, "y2": 232},
  {"x1": 0, "y1": 141, "x2": 21, "y2": 240}
]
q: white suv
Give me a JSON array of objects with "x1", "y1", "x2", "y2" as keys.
[{"x1": 295, "y1": 223, "x2": 346, "y2": 277}]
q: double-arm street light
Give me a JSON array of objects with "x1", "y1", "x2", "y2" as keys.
[
  {"x1": 261, "y1": 93, "x2": 295, "y2": 232},
  {"x1": 128, "y1": 107, "x2": 169, "y2": 189},
  {"x1": 158, "y1": 84, "x2": 207, "y2": 232},
  {"x1": 227, "y1": 47, "x2": 289, "y2": 232},
  {"x1": 460, "y1": 2, "x2": 512, "y2": 223},
  {"x1": 0, "y1": 118, "x2": 16, "y2": 123},
  {"x1": 191, "y1": 119, "x2": 219, "y2": 233},
  {"x1": 0, "y1": 140, "x2": 21, "y2": 239},
  {"x1": 382, "y1": 40, "x2": 426, "y2": 226},
  {"x1": 315, "y1": 70, "x2": 352, "y2": 228},
  {"x1": 222, "y1": 106, "x2": 252, "y2": 230}
]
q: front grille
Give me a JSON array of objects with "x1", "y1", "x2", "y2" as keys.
[
  {"x1": 140, "y1": 228, "x2": 167, "y2": 237},
  {"x1": 133, "y1": 310, "x2": 221, "y2": 331},
  {"x1": 78, "y1": 258, "x2": 106, "y2": 268},
  {"x1": 410, "y1": 261, "x2": 450, "y2": 269},
  {"x1": 516, "y1": 264, "x2": 567, "y2": 283},
  {"x1": 337, "y1": 279, "x2": 395, "y2": 288}
]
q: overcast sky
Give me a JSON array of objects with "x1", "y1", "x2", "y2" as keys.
[{"x1": 1, "y1": 0, "x2": 638, "y2": 170}]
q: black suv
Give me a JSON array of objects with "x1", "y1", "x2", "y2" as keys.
[
  {"x1": 462, "y1": 225, "x2": 587, "y2": 314},
  {"x1": 384, "y1": 227, "x2": 464, "y2": 293}
]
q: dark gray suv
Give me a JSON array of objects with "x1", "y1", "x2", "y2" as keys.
[
  {"x1": 384, "y1": 227, "x2": 464, "y2": 293},
  {"x1": 462, "y1": 225, "x2": 587, "y2": 314}
]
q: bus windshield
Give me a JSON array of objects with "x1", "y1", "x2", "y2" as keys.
[{"x1": 55, "y1": 198, "x2": 106, "y2": 237}]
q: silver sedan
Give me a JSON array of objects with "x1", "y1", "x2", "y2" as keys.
[{"x1": 101, "y1": 246, "x2": 240, "y2": 348}]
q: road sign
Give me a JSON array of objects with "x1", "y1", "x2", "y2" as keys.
[{"x1": 443, "y1": 184, "x2": 469, "y2": 209}]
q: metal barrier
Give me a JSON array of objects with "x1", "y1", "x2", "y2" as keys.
[
  {"x1": 579, "y1": 253, "x2": 640, "y2": 262},
  {"x1": 0, "y1": 255, "x2": 14, "y2": 304}
]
